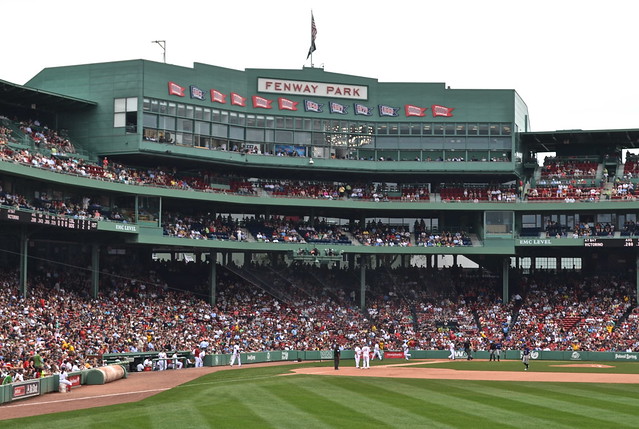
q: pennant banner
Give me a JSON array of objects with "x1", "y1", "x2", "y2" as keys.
[
  {"x1": 354, "y1": 103, "x2": 373, "y2": 116},
  {"x1": 378, "y1": 105, "x2": 399, "y2": 117},
  {"x1": 253, "y1": 95, "x2": 273, "y2": 109},
  {"x1": 304, "y1": 99, "x2": 323, "y2": 113},
  {"x1": 190, "y1": 85, "x2": 205, "y2": 101},
  {"x1": 432, "y1": 104, "x2": 455, "y2": 117},
  {"x1": 210, "y1": 89, "x2": 227, "y2": 104},
  {"x1": 405, "y1": 104, "x2": 427, "y2": 117},
  {"x1": 278, "y1": 97, "x2": 298, "y2": 111},
  {"x1": 231, "y1": 92, "x2": 247, "y2": 107},
  {"x1": 329, "y1": 102, "x2": 348, "y2": 114},
  {"x1": 168, "y1": 81, "x2": 185, "y2": 97}
]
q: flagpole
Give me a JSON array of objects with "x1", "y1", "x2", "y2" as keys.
[{"x1": 310, "y1": 10, "x2": 314, "y2": 68}]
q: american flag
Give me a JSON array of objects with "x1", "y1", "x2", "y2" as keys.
[{"x1": 306, "y1": 12, "x2": 317, "y2": 59}]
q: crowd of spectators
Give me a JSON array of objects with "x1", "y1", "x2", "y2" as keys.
[
  {"x1": 439, "y1": 185, "x2": 518, "y2": 203},
  {"x1": 350, "y1": 220, "x2": 412, "y2": 247},
  {"x1": 545, "y1": 221, "x2": 616, "y2": 238},
  {"x1": 505, "y1": 273, "x2": 635, "y2": 351},
  {"x1": 527, "y1": 184, "x2": 602, "y2": 202},
  {"x1": 18, "y1": 119, "x2": 76, "y2": 154},
  {"x1": 0, "y1": 123, "x2": 18, "y2": 146},
  {"x1": 1, "y1": 146, "x2": 520, "y2": 206},
  {"x1": 1, "y1": 262, "x2": 638, "y2": 384},
  {"x1": 541, "y1": 157, "x2": 598, "y2": 179},
  {"x1": 0, "y1": 181, "x2": 130, "y2": 223},
  {"x1": 163, "y1": 213, "x2": 242, "y2": 241}
]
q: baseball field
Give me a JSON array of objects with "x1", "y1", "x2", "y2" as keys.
[{"x1": 2, "y1": 359, "x2": 639, "y2": 428}]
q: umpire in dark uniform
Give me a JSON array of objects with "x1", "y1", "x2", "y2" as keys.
[
  {"x1": 333, "y1": 344, "x2": 341, "y2": 370},
  {"x1": 464, "y1": 340, "x2": 473, "y2": 360}
]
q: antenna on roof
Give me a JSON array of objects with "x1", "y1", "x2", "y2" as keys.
[{"x1": 152, "y1": 40, "x2": 166, "y2": 63}]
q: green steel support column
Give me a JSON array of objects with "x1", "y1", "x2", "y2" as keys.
[
  {"x1": 91, "y1": 243, "x2": 100, "y2": 299},
  {"x1": 134, "y1": 195, "x2": 139, "y2": 223},
  {"x1": 360, "y1": 256, "x2": 366, "y2": 313},
  {"x1": 19, "y1": 228, "x2": 28, "y2": 297},
  {"x1": 210, "y1": 251, "x2": 217, "y2": 306},
  {"x1": 157, "y1": 197, "x2": 162, "y2": 227},
  {"x1": 502, "y1": 257, "x2": 509, "y2": 303}
]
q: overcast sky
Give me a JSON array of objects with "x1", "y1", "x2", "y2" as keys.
[{"x1": 3, "y1": 0, "x2": 637, "y2": 132}]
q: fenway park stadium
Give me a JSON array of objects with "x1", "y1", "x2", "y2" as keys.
[{"x1": 2, "y1": 59, "x2": 639, "y2": 404}]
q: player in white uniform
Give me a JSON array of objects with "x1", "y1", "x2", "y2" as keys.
[
  {"x1": 372, "y1": 342, "x2": 383, "y2": 360},
  {"x1": 172, "y1": 352, "x2": 183, "y2": 369},
  {"x1": 361, "y1": 344, "x2": 371, "y2": 369},
  {"x1": 229, "y1": 343, "x2": 242, "y2": 366},
  {"x1": 448, "y1": 342, "x2": 456, "y2": 360},
  {"x1": 157, "y1": 351, "x2": 167, "y2": 370},
  {"x1": 402, "y1": 342, "x2": 411, "y2": 360},
  {"x1": 58, "y1": 368, "x2": 72, "y2": 392},
  {"x1": 354, "y1": 345, "x2": 362, "y2": 368}
]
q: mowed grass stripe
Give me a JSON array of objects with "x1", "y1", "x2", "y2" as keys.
[
  {"x1": 386, "y1": 378, "x2": 576, "y2": 429},
  {"x1": 437, "y1": 381, "x2": 626, "y2": 428},
  {"x1": 267, "y1": 377, "x2": 391, "y2": 427},
  {"x1": 492, "y1": 382, "x2": 639, "y2": 422},
  {"x1": 545, "y1": 383, "x2": 639, "y2": 407},
  {"x1": 312, "y1": 376, "x2": 482, "y2": 428},
  {"x1": 248, "y1": 385, "x2": 330, "y2": 428},
  {"x1": 172, "y1": 402, "x2": 215, "y2": 429},
  {"x1": 588, "y1": 383, "x2": 639, "y2": 396},
  {"x1": 0, "y1": 402, "x2": 157, "y2": 429},
  {"x1": 294, "y1": 377, "x2": 452, "y2": 429},
  {"x1": 215, "y1": 390, "x2": 279, "y2": 428}
]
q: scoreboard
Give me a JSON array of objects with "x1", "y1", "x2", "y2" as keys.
[
  {"x1": 583, "y1": 238, "x2": 639, "y2": 247},
  {"x1": 0, "y1": 207, "x2": 98, "y2": 231}
]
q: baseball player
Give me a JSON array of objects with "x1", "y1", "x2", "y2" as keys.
[
  {"x1": 402, "y1": 341, "x2": 411, "y2": 361},
  {"x1": 193, "y1": 347, "x2": 203, "y2": 367},
  {"x1": 489, "y1": 341, "x2": 497, "y2": 361},
  {"x1": 157, "y1": 350, "x2": 167, "y2": 371},
  {"x1": 361, "y1": 343, "x2": 371, "y2": 369},
  {"x1": 58, "y1": 368, "x2": 72, "y2": 392},
  {"x1": 172, "y1": 352, "x2": 183, "y2": 369},
  {"x1": 354, "y1": 344, "x2": 362, "y2": 368},
  {"x1": 448, "y1": 342, "x2": 456, "y2": 360},
  {"x1": 522, "y1": 345, "x2": 531, "y2": 371},
  {"x1": 229, "y1": 343, "x2": 241, "y2": 366},
  {"x1": 372, "y1": 342, "x2": 383, "y2": 361}
]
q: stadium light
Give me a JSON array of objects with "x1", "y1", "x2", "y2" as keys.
[{"x1": 152, "y1": 40, "x2": 166, "y2": 63}]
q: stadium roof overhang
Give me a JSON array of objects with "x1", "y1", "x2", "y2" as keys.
[
  {"x1": 521, "y1": 129, "x2": 639, "y2": 152},
  {"x1": 0, "y1": 79, "x2": 97, "y2": 111}
]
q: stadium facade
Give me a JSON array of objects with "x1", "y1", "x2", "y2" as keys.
[{"x1": 1, "y1": 59, "x2": 639, "y2": 305}]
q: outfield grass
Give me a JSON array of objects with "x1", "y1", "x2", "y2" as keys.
[{"x1": 2, "y1": 361, "x2": 639, "y2": 428}]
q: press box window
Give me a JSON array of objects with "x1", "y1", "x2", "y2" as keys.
[{"x1": 114, "y1": 97, "x2": 138, "y2": 133}]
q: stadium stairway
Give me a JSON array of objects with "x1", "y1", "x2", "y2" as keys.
[
  {"x1": 224, "y1": 264, "x2": 294, "y2": 305},
  {"x1": 342, "y1": 230, "x2": 358, "y2": 245},
  {"x1": 469, "y1": 234, "x2": 481, "y2": 246},
  {"x1": 562, "y1": 316, "x2": 582, "y2": 331},
  {"x1": 614, "y1": 304, "x2": 637, "y2": 330}
]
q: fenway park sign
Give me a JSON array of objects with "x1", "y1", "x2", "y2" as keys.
[{"x1": 258, "y1": 78, "x2": 368, "y2": 100}]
